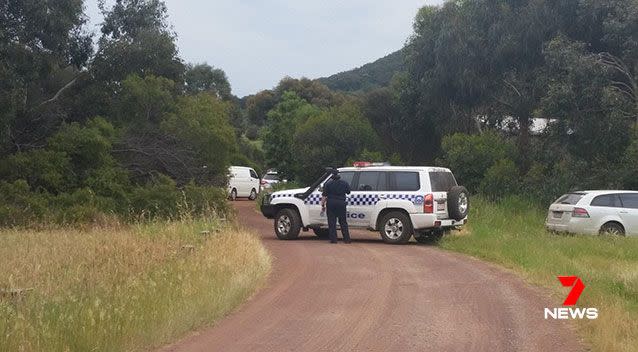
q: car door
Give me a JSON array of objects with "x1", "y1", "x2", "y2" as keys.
[
  {"x1": 589, "y1": 193, "x2": 623, "y2": 231},
  {"x1": 239, "y1": 168, "x2": 251, "y2": 196},
  {"x1": 348, "y1": 171, "x2": 387, "y2": 227},
  {"x1": 619, "y1": 193, "x2": 638, "y2": 236},
  {"x1": 307, "y1": 172, "x2": 355, "y2": 226},
  {"x1": 249, "y1": 169, "x2": 260, "y2": 194},
  {"x1": 228, "y1": 167, "x2": 238, "y2": 194}
]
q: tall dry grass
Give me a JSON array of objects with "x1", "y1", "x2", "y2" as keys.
[
  {"x1": 440, "y1": 196, "x2": 638, "y2": 352},
  {"x1": 0, "y1": 218, "x2": 270, "y2": 352}
]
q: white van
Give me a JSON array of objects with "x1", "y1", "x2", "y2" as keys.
[{"x1": 228, "y1": 166, "x2": 260, "y2": 201}]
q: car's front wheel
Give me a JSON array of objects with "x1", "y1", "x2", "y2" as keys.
[
  {"x1": 379, "y1": 211, "x2": 413, "y2": 244},
  {"x1": 249, "y1": 188, "x2": 257, "y2": 200},
  {"x1": 274, "y1": 208, "x2": 301, "y2": 240}
]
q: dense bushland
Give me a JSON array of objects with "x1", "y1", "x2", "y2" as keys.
[
  {"x1": 0, "y1": 1, "x2": 252, "y2": 225},
  {"x1": 253, "y1": 0, "x2": 638, "y2": 202}
]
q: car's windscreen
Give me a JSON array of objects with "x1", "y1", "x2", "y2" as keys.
[
  {"x1": 555, "y1": 193, "x2": 586, "y2": 205},
  {"x1": 429, "y1": 171, "x2": 457, "y2": 192},
  {"x1": 263, "y1": 173, "x2": 278, "y2": 180}
]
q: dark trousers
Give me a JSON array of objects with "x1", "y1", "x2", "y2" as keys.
[{"x1": 327, "y1": 199, "x2": 350, "y2": 242}]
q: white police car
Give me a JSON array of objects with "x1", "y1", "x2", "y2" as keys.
[{"x1": 260, "y1": 163, "x2": 469, "y2": 244}]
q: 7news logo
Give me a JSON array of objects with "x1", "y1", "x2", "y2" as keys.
[{"x1": 544, "y1": 276, "x2": 598, "y2": 320}]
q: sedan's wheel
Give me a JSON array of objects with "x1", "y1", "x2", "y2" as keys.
[
  {"x1": 274, "y1": 208, "x2": 301, "y2": 240},
  {"x1": 599, "y1": 222, "x2": 625, "y2": 236},
  {"x1": 229, "y1": 189, "x2": 237, "y2": 201},
  {"x1": 249, "y1": 188, "x2": 257, "y2": 200},
  {"x1": 379, "y1": 211, "x2": 413, "y2": 244}
]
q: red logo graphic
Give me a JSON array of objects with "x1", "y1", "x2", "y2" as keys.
[{"x1": 558, "y1": 276, "x2": 585, "y2": 306}]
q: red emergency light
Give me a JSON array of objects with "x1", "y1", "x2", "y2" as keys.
[
  {"x1": 352, "y1": 161, "x2": 388, "y2": 167},
  {"x1": 353, "y1": 161, "x2": 372, "y2": 167}
]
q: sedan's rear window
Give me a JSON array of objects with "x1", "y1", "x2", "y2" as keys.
[
  {"x1": 429, "y1": 172, "x2": 457, "y2": 192},
  {"x1": 555, "y1": 193, "x2": 586, "y2": 205},
  {"x1": 263, "y1": 173, "x2": 279, "y2": 180}
]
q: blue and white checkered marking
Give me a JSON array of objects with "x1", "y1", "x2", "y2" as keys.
[
  {"x1": 347, "y1": 194, "x2": 380, "y2": 206},
  {"x1": 305, "y1": 194, "x2": 322, "y2": 205},
  {"x1": 272, "y1": 192, "x2": 423, "y2": 206},
  {"x1": 291, "y1": 193, "x2": 423, "y2": 206}
]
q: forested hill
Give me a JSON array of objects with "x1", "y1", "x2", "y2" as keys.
[{"x1": 316, "y1": 50, "x2": 404, "y2": 92}]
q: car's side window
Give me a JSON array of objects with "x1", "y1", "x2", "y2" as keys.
[
  {"x1": 620, "y1": 194, "x2": 638, "y2": 209},
  {"x1": 389, "y1": 172, "x2": 420, "y2": 191},
  {"x1": 249, "y1": 169, "x2": 258, "y2": 179},
  {"x1": 590, "y1": 194, "x2": 620, "y2": 207},
  {"x1": 357, "y1": 172, "x2": 375, "y2": 191},
  {"x1": 339, "y1": 172, "x2": 355, "y2": 188}
]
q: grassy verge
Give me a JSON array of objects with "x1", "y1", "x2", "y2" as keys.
[
  {"x1": 0, "y1": 218, "x2": 271, "y2": 352},
  {"x1": 440, "y1": 196, "x2": 638, "y2": 352}
]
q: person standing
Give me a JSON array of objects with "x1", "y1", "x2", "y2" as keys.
[{"x1": 321, "y1": 170, "x2": 351, "y2": 244}]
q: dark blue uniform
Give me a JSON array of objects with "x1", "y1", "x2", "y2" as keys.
[{"x1": 322, "y1": 177, "x2": 351, "y2": 243}]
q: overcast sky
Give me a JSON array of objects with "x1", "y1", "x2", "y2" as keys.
[{"x1": 85, "y1": 1, "x2": 444, "y2": 97}]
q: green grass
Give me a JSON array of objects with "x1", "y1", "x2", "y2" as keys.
[
  {"x1": 440, "y1": 196, "x2": 638, "y2": 352},
  {"x1": 0, "y1": 218, "x2": 271, "y2": 352}
]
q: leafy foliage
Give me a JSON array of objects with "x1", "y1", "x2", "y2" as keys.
[
  {"x1": 0, "y1": 0, "x2": 254, "y2": 226},
  {"x1": 439, "y1": 132, "x2": 516, "y2": 193},
  {"x1": 293, "y1": 103, "x2": 380, "y2": 183},
  {"x1": 184, "y1": 63, "x2": 232, "y2": 99}
]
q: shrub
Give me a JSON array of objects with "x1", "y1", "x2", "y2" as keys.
[
  {"x1": 0, "y1": 180, "x2": 49, "y2": 226},
  {"x1": 622, "y1": 138, "x2": 638, "y2": 190},
  {"x1": 293, "y1": 103, "x2": 380, "y2": 184},
  {"x1": 182, "y1": 182, "x2": 230, "y2": 216},
  {"x1": 440, "y1": 132, "x2": 517, "y2": 192},
  {"x1": 0, "y1": 150, "x2": 71, "y2": 193},
  {"x1": 129, "y1": 175, "x2": 181, "y2": 219},
  {"x1": 479, "y1": 158, "x2": 520, "y2": 199}
]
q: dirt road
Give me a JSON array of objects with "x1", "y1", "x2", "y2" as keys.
[{"x1": 162, "y1": 200, "x2": 584, "y2": 352}]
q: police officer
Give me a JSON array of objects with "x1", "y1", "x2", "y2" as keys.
[{"x1": 321, "y1": 170, "x2": 351, "y2": 244}]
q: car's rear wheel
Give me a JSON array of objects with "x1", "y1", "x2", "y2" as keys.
[
  {"x1": 313, "y1": 228, "x2": 329, "y2": 238},
  {"x1": 599, "y1": 222, "x2": 625, "y2": 236},
  {"x1": 229, "y1": 188, "x2": 237, "y2": 201},
  {"x1": 274, "y1": 208, "x2": 301, "y2": 240},
  {"x1": 249, "y1": 188, "x2": 257, "y2": 200},
  {"x1": 379, "y1": 211, "x2": 413, "y2": 244}
]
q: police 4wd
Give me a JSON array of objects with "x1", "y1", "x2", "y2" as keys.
[{"x1": 260, "y1": 164, "x2": 469, "y2": 244}]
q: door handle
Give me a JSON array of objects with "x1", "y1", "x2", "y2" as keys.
[
  {"x1": 378, "y1": 195, "x2": 387, "y2": 199},
  {"x1": 620, "y1": 211, "x2": 629, "y2": 214}
]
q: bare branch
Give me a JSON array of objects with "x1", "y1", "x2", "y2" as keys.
[
  {"x1": 34, "y1": 73, "x2": 84, "y2": 110},
  {"x1": 502, "y1": 79, "x2": 522, "y2": 97}
]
